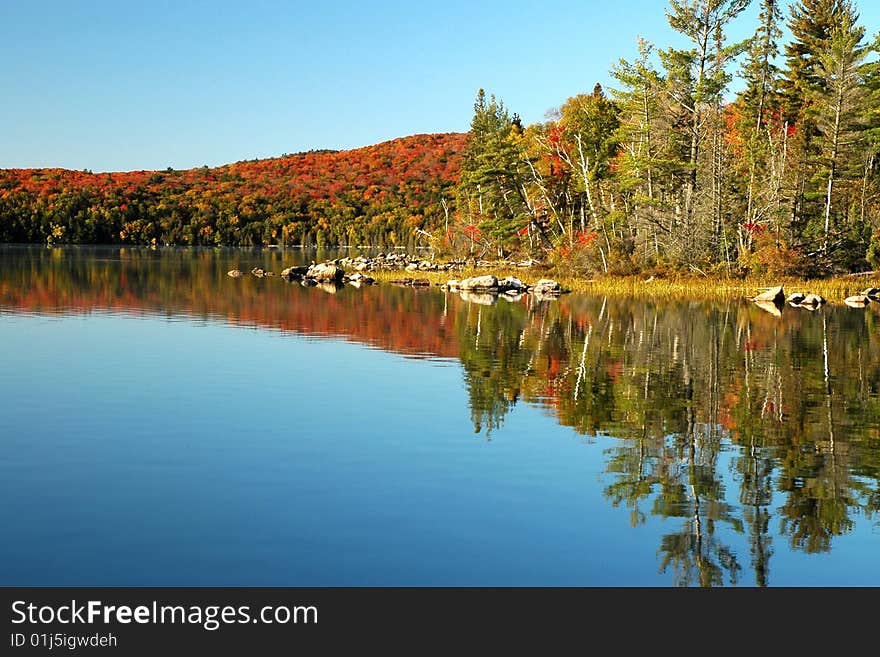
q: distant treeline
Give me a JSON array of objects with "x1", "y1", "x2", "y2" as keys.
[{"x1": 0, "y1": 133, "x2": 465, "y2": 249}]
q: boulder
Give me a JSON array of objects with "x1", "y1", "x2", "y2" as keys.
[
  {"x1": 786, "y1": 292, "x2": 806, "y2": 304},
  {"x1": 752, "y1": 285, "x2": 784, "y2": 304},
  {"x1": 251, "y1": 267, "x2": 265, "y2": 278},
  {"x1": 498, "y1": 276, "x2": 526, "y2": 292},
  {"x1": 801, "y1": 293, "x2": 826, "y2": 307},
  {"x1": 306, "y1": 262, "x2": 344, "y2": 282},
  {"x1": 227, "y1": 269, "x2": 243, "y2": 278},
  {"x1": 348, "y1": 272, "x2": 375, "y2": 284},
  {"x1": 844, "y1": 294, "x2": 870, "y2": 308},
  {"x1": 280, "y1": 266, "x2": 309, "y2": 280},
  {"x1": 458, "y1": 275, "x2": 499, "y2": 291},
  {"x1": 446, "y1": 279, "x2": 460, "y2": 290},
  {"x1": 861, "y1": 287, "x2": 880, "y2": 299},
  {"x1": 531, "y1": 279, "x2": 563, "y2": 296}
]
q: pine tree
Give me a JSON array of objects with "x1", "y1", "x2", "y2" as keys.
[
  {"x1": 457, "y1": 90, "x2": 529, "y2": 257},
  {"x1": 660, "y1": 0, "x2": 751, "y2": 263},
  {"x1": 781, "y1": 0, "x2": 860, "y2": 120},
  {"x1": 813, "y1": 16, "x2": 871, "y2": 259}
]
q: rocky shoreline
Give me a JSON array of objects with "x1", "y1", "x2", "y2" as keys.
[{"x1": 227, "y1": 253, "x2": 566, "y2": 302}]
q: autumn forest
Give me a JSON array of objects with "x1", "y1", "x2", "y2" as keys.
[{"x1": 2, "y1": 0, "x2": 880, "y2": 279}]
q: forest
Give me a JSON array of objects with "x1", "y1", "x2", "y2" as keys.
[
  {"x1": 2, "y1": 0, "x2": 879, "y2": 279},
  {"x1": 0, "y1": 134, "x2": 465, "y2": 249}
]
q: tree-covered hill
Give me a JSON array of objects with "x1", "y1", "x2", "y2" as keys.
[{"x1": 0, "y1": 132, "x2": 467, "y2": 247}]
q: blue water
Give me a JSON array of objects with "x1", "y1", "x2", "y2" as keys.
[{"x1": 1, "y1": 246, "x2": 878, "y2": 586}]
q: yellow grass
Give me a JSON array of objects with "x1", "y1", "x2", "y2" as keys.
[{"x1": 367, "y1": 267, "x2": 880, "y2": 303}]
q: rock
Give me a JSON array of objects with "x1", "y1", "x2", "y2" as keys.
[
  {"x1": 405, "y1": 263, "x2": 419, "y2": 271},
  {"x1": 861, "y1": 287, "x2": 880, "y2": 299},
  {"x1": 498, "y1": 276, "x2": 526, "y2": 292},
  {"x1": 411, "y1": 279, "x2": 431, "y2": 287},
  {"x1": 251, "y1": 267, "x2": 265, "y2": 278},
  {"x1": 786, "y1": 292, "x2": 806, "y2": 304},
  {"x1": 280, "y1": 266, "x2": 309, "y2": 280},
  {"x1": 844, "y1": 294, "x2": 870, "y2": 308},
  {"x1": 458, "y1": 275, "x2": 499, "y2": 291},
  {"x1": 446, "y1": 280, "x2": 460, "y2": 290},
  {"x1": 752, "y1": 285, "x2": 784, "y2": 304},
  {"x1": 801, "y1": 293, "x2": 826, "y2": 307},
  {"x1": 264, "y1": 271, "x2": 275, "y2": 277},
  {"x1": 531, "y1": 279, "x2": 563, "y2": 296},
  {"x1": 306, "y1": 262, "x2": 344, "y2": 283},
  {"x1": 227, "y1": 269, "x2": 243, "y2": 278}
]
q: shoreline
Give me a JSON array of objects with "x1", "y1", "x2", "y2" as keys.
[{"x1": 367, "y1": 268, "x2": 879, "y2": 303}]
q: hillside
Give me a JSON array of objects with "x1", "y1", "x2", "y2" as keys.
[{"x1": 0, "y1": 132, "x2": 467, "y2": 246}]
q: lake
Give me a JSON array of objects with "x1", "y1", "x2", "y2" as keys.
[{"x1": 1, "y1": 245, "x2": 878, "y2": 586}]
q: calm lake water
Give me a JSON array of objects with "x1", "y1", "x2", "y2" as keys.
[{"x1": 1, "y1": 245, "x2": 879, "y2": 586}]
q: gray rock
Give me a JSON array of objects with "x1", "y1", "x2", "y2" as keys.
[
  {"x1": 498, "y1": 276, "x2": 526, "y2": 292},
  {"x1": 280, "y1": 266, "x2": 309, "y2": 279},
  {"x1": 845, "y1": 294, "x2": 870, "y2": 308},
  {"x1": 801, "y1": 293, "x2": 826, "y2": 307},
  {"x1": 531, "y1": 279, "x2": 562, "y2": 296},
  {"x1": 752, "y1": 285, "x2": 784, "y2": 304},
  {"x1": 458, "y1": 275, "x2": 499, "y2": 291},
  {"x1": 306, "y1": 262, "x2": 344, "y2": 282}
]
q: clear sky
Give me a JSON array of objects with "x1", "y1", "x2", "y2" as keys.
[{"x1": 1, "y1": 0, "x2": 878, "y2": 172}]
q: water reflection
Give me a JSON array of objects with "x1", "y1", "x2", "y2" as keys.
[{"x1": 2, "y1": 245, "x2": 879, "y2": 586}]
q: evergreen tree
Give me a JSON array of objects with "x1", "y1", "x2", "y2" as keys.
[
  {"x1": 660, "y1": 0, "x2": 751, "y2": 263},
  {"x1": 781, "y1": 0, "x2": 860, "y2": 120},
  {"x1": 812, "y1": 16, "x2": 872, "y2": 261},
  {"x1": 457, "y1": 89, "x2": 530, "y2": 257}
]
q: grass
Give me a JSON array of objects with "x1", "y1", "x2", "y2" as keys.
[{"x1": 367, "y1": 267, "x2": 880, "y2": 303}]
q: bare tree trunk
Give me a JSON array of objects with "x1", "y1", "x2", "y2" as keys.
[{"x1": 823, "y1": 84, "x2": 844, "y2": 254}]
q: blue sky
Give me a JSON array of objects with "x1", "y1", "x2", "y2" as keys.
[{"x1": 1, "y1": 1, "x2": 878, "y2": 172}]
